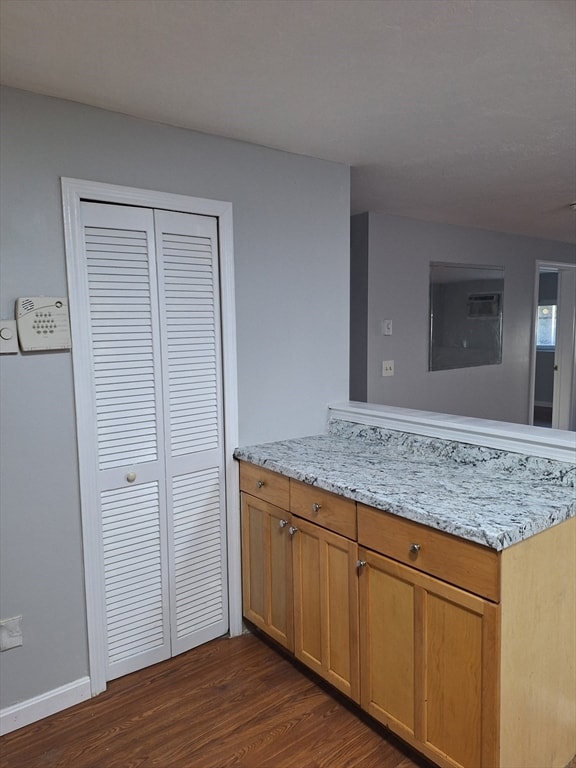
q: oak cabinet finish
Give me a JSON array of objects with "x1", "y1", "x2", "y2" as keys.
[
  {"x1": 240, "y1": 465, "x2": 360, "y2": 700},
  {"x1": 239, "y1": 460, "x2": 576, "y2": 768},
  {"x1": 358, "y1": 547, "x2": 499, "y2": 768},
  {"x1": 357, "y1": 504, "x2": 500, "y2": 602},
  {"x1": 292, "y1": 516, "x2": 360, "y2": 702},
  {"x1": 240, "y1": 467, "x2": 293, "y2": 651},
  {"x1": 239, "y1": 462, "x2": 290, "y2": 508},
  {"x1": 291, "y1": 480, "x2": 357, "y2": 539}
]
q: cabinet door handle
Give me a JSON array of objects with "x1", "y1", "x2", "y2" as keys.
[
  {"x1": 356, "y1": 559, "x2": 367, "y2": 569},
  {"x1": 312, "y1": 503, "x2": 322, "y2": 513},
  {"x1": 288, "y1": 526, "x2": 298, "y2": 536},
  {"x1": 409, "y1": 543, "x2": 421, "y2": 555},
  {"x1": 256, "y1": 480, "x2": 265, "y2": 488},
  {"x1": 279, "y1": 519, "x2": 289, "y2": 528}
]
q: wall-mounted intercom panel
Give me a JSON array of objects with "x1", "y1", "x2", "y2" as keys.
[{"x1": 15, "y1": 297, "x2": 71, "y2": 351}]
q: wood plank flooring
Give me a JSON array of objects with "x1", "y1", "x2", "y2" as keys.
[{"x1": 0, "y1": 631, "x2": 432, "y2": 768}]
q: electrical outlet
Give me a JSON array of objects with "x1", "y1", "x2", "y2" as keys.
[
  {"x1": 0, "y1": 616, "x2": 23, "y2": 651},
  {"x1": 382, "y1": 360, "x2": 394, "y2": 377}
]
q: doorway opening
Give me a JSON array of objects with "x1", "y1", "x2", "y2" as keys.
[{"x1": 531, "y1": 263, "x2": 576, "y2": 430}]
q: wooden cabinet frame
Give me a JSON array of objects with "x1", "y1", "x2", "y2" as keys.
[
  {"x1": 358, "y1": 547, "x2": 499, "y2": 768},
  {"x1": 240, "y1": 493, "x2": 294, "y2": 651},
  {"x1": 292, "y1": 517, "x2": 360, "y2": 702},
  {"x1": 239, "y1": 461, "x2": 576, "y2": 768}
]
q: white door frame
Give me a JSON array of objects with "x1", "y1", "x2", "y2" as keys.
[
  {"x1": 552, "y1": 266, "x2": 576, "y2": 430},
  {"x1": 529, "y1": 260, "x2": 576, "y2": 429},
  {"x1": 61, "y1": 178, "x2": 241, "y2": 696}
]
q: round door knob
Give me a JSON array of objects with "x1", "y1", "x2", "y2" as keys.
[
  {"x1": 126, "y1": 472, "x2": 137, "y2": 483},
  {"x1": 356, "y1": 559, "x2": 367, "y2": 569},
  {"x1": 256, "y1": 480, "x2": 265, "y2": 488},
  {"x1": 288, "y1": 526, "x2": 298, "y2": 536},
  {"x1": 279, "y1": 519, "x2": 289, "y2": 528},
  {"x1": 312, "y1": 503, "x2": 322, "y2": 513},
  {"x1": 409, "y1": 543, "x2": 421, "y2": 555}
]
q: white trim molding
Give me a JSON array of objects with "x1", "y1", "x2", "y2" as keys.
[
  {"x1": 0, "y1": 677, "x2": 91, "y2": 736},
  {"x1": 61, "y1": 178, "x2": 241, "y2": 695},
  {"x1": 329, "y1": 402, "x2": 576, "y2": 463}
]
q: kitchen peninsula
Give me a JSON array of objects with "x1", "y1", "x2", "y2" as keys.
[{"x1": 234, "y1": 404, "x2": 576, "y2": 768}]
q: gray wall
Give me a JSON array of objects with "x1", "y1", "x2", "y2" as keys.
[
  {"x1": 350, "y1": 212, "x2": 575, "y2": 423},
  {"x1": 0, "y1": 87, "x2": 350, "y2": 710},
  {"x1": 349, "y1": 213, "x2": 369, "y2": 401}
]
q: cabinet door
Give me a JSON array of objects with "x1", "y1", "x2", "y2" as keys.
[
  {"x1": 421, "y1": 571, "x2": 499, "y2": 768},
  {"x1": 241, "y1": 494, "x2": 293, "y2": 651},
  {"x1": 292, "y1": 517, "x2": 360, "y2": 702},
  {"x1": 359, "y1": 548, "x2": 417, "y2": 744},
  {"x1": 359, "y1": 547, "x2": 499, "y2": 768}
]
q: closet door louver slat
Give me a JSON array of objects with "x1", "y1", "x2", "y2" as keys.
[
  {"x1": 161, "y1": 232, "x2": 219, "y2": 457},
  {"x1": 85, "y1": 224, "x2": 158, "y2": 471},
  {"x1": 102, "y1": 482, "x2": 166, "y2": 666},
  {"x1": 82, "y1": 202, "x2": 171, "y2": 680},
  {"x1": 172, "y1": 468, "x2": 225, "y2": 643},
  {"x1": 156, "y1": 210, "x2": 228, "y2": 655},
  {"x1": 79, "y1": 201, "x2": 227, "y2": 679}
]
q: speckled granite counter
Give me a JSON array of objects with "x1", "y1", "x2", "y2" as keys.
[{"x1": 234, "y1": 419, "x2": 575, "y2": 551}]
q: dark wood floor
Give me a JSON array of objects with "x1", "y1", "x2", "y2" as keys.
[{"x1": 0, "y1": 631, "x2": 432, "y2": 768}]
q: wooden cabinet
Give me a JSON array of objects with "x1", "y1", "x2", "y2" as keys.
[
  {"x1": 358, "y1": 546, "x2": 498, "y2": 768},
  {"x1": 240, "y1": 464, "x2": 293, "y2": 650},
  {"x1": 358, "y1": 503, "x2": 575, "y2": 768},
  {"x1": 239, "y1": 462, "x2": 290, "y2": 508},
  {"x1": 357, "y1": 503, "x2": 500, "y2": 602},
  {"x1": 239, "y1": 460, "x2": 576, "y2": 768},
  {"x1": 357, "y1": 502, "x2": 500, "y2": 767},
  {"x1": 240, "y1": 464, "x2": 360, "y2": 701},
  {"x1": 291, "y1": 479, "x2": 357, "y2": 539},
  {"x1": 292, "y1": 515, "x2": 360, "y2": 702}
]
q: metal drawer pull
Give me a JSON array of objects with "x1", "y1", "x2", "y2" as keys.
[
  {"x1": 256, "y1": 480, "x2": 265, "y2": 488},
  {"x1": 409, "y1": 543, "x2": 421, "y2": 555},
  {"x1": 356, "y1": 559, "x2": 367, "y2": 569},
  {"x1": 279, "y1": 519, "x2": 289, "y2": 528},
  {"x1": 288, "y1": 526, "x2": 298, "y2": 536},
  {"x1": 312, "y1": 503, "x2": 322, "y2": 513},
  {"x1": 126, "y1": 472, "x2": 136, "y2": 483}
]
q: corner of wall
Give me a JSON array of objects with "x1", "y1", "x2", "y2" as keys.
[{"x1": 350, "y1": 213, "x2": 369, "y2": 401}]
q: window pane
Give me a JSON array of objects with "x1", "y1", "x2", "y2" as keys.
[{"x1": 536, "y1": 305, "x2": 557, "y2": 347}]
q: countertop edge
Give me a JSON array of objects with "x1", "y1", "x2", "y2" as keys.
[{"x1": 234, "y1": 447, "x2": 575, "y2": 552}]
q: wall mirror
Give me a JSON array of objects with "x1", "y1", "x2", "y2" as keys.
[{"x1": 429, "y1": 263, "x2": 504, "y2": 372}]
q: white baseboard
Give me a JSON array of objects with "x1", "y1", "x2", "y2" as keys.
[{"x1": 0, "y1": 676, "x2": 91, "y2": 735}]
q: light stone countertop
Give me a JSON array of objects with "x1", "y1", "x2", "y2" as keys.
[{"x1": 234, "y1": 420, "x2": 575, "y2": 551}]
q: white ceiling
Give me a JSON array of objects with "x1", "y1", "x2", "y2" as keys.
[{"x1": 1, "y1": 0, "x2": 575, "y2": 243}]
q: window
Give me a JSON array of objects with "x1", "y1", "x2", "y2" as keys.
[{"x1": 536, "y1": 304, "x2": 557, "y2": 348}]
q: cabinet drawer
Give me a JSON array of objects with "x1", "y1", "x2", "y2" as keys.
[
  {"x1": 291, "y1": 480, "x2": 356, "y2": 540},
  {"x1": 357, "y1": 504, "x2": 500, "y2": 602},
  {"x1": 239, "y1": 462, "x2": 290, "y2": 509}
]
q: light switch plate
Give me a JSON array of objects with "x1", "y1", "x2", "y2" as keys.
[
  {"x1": 382, "y1": 360, "x2": 394, "y2": 377},
  {"x1": 382, "y1": 319, "x2": 393, "y2": 336},
  {"x1": 0, "y1": 320, "x2": 18, "y2": 354}
]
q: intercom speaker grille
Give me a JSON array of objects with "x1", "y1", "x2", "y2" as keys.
[{"x1": 20, "y1": 298, "x2": 35, "y2": 313}]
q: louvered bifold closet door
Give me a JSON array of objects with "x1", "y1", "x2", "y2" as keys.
[
  {"x1": 81, "y1": 202, "x2": 171, "y2": 680},
  {"x1": 155, "y1": 210, "x2": 228, "y2": 655}
]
